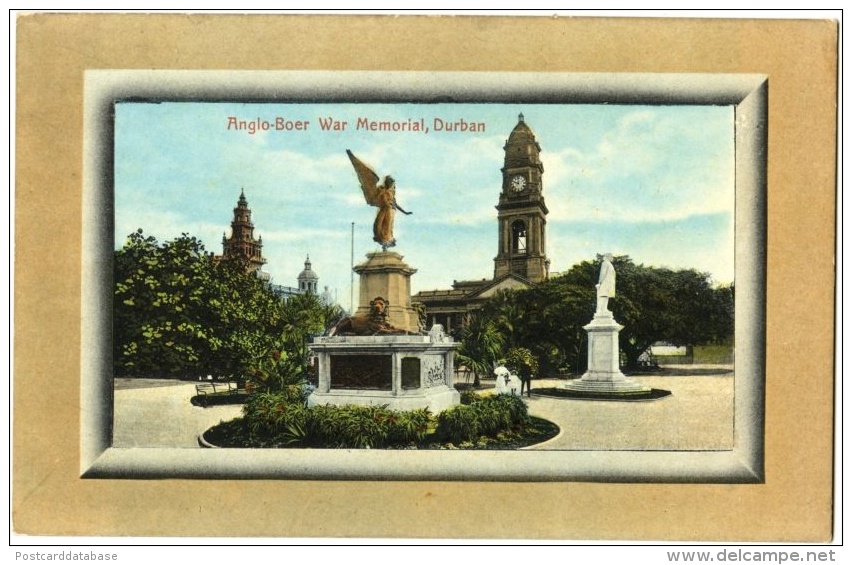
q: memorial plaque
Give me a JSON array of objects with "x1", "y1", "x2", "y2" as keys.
[
  {"x1": 330, "y1": 355, "x2": 392, "y2": 390},
  {"x1": 401, "y1": 357, "x2": 421, "y2": 390},
  {"x1": 423, "y1": 357, "x2": 446, "y2": 388}
]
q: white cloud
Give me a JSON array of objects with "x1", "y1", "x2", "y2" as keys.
[{"x1": 541, "y1": 108, "x2": 734, "y2": 224}]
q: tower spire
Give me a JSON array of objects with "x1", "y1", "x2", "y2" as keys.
[{"x1": 221, "y1": 189, "x2": 266, "y2": 273}]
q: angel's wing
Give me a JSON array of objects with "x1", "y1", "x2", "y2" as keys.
[{"x1": 346, "y1": 150, "x2": 381, "y2": 206}]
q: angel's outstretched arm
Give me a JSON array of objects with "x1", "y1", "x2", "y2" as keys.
[{"x1": 394, "y1": 202, "x2": 413, "y2": 215}]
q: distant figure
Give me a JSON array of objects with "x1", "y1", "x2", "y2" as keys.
[
  {"x1": 507, "y1": 373, "x2": 522, "y2": 396},
  {"x1": 517, "y1": 364, "x2": 532, "y2": 397},
  {"x1": 493, "y1": 365, "x2": 510, "y2": 393},
  {"x1": 596, "y1": 253, "x2": 616, "y2": 314}
]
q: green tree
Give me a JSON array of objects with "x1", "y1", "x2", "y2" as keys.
[
  {"x1": 282, "y1": 294, "x2": 330, "y2": 363},
  {"x1": 321, "y1": 301, "x2": 348, "y2": 332},
  {"x1": 113, "y1": 230, "x2": 288, "y2": 381},
  {"x1": 478, "y1": 282, "x2": 590, "y2": 374},
  {"x1": 503, "y1": 347, "x2": 539, "y2": 377},
  {"x1": 514, "y1": 278, "x2": 592, "y2": 374},
  {"x1": 554, "y1": 257, "x2": 734, "y2": 370},
  {"x1": 204, "y1": 257, "x2": 286, "y2": 379},
  {"x1": 473, "y1": 256, "x2": 734, "y2": 374},
  {"x1": 481, "y1": 289, "x2": 527, "y2": 349},
  {"x1": 455, "y1": 313, "x2": 505, "y2": 388},
  {"x1": 114, "y1": 230, "x2": 222, "y2": 377}
]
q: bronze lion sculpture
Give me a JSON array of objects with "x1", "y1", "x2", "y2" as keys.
[{"x1": 326, "y1": 296, "x2": 413, "y2": 336}]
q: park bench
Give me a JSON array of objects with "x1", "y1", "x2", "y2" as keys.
[{"x1": 194, "y1": 381, "x2": 240, "y2": 396}]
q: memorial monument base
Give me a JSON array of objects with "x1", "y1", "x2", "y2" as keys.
[
  {"x1": 308, "y1": 333, "x2": 460, "y2": 413},
  {"x1": 563, "y1": 311, "x2": 653, "y2": 397},
  {"x1": 353, "y1": 251, "x2": 419, "y2": 334}
]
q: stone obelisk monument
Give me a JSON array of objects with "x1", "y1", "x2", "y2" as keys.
[{"x1": 564, "y1": 254, "x2": 651, "y2": 395}]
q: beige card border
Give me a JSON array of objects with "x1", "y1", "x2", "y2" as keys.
[{"x1": 14, "y1": 14, "x2": 837, "y2": 541}]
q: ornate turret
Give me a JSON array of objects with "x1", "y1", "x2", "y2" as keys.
[
  {"x1": 221, "y1": 189, "x2": 267, "y2": 273},
  {"x1": 503, "y1": 113, "x2": 543, "y2": 170},
  {"x1": 297, "y1": 255, "x2": 319, "y2": 293}
]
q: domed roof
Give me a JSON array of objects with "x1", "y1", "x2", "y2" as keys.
[
  {"x1": 503, "y1": 113, "x2": 543, "y2": 171},
  {"x1": 298, "y1": 255, "x2": 319, "y2": 281},
  {"x1": 506, "y1": 113, "x2": 537, "y2": 144}
]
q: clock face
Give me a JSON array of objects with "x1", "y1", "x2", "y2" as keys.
[{"x1": 511, "y1": 175, "x2": 527, "y2": 192}]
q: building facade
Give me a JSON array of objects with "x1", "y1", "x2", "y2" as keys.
[
  {"x1": 219, "y1": 190, "x2": 323, "y2": 301},
  {"x1": 272, "y1": 256, "x2": 324, "y2": 300}
]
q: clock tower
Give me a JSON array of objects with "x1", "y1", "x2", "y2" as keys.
[{"x1": 494, "y1": 113, "x2": 549, "y2": 282}]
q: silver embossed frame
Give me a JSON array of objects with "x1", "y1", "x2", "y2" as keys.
[{"x1": 81, "y1": 71, "x2": 766, "y2": 482}]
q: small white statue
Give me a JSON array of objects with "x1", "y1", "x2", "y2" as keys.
[
  {"x1": 429, "y1": 324, "x2": 447, "y2": 343},
  {"x1": 596, "y1": 253, "x2": 616, "y2": 314}
]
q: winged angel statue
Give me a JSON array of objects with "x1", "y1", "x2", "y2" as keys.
[{"x1": 346, "y1": 150, "x2": 412, "y2": 250}]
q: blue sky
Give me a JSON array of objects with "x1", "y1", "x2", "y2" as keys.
[{"x1": 115, "y1": 102, "x2": 734, "y2": 309}]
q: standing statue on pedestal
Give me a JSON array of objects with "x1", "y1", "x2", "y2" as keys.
[
  {"x1": 561, "y1": 251, "x2": 656, "y2": 397},
  {"x1": 595, "y1": 253, "x2": 616, "y2": 315},
  {"x1": 346, "y1": 150, "x2": 413, "y2": 250}
]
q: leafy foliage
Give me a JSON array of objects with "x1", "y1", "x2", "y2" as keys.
[
  {"x1": 434, "y1": 393, "x2": 529, "y2": 444},
  {"x1": 216, "y1": 388, "x2": 531, "y2": 449},
  {"x1": 458, "y1": 388, "x2": 481, "y2": 406},
  {"x1": 434, "y1": 405, "x2": 480, "y2": 445},
  {"x1": 504, "y1": 347, "x2": 539, "y2": 378},
  {"x1": 240, "y1": 391, "x2": 431, "y2": 448},
  {"x1": 113, "y1": 229, "x2": 343, "y2": 387},
  {"x1": 473, "y1": 256, "x2": 734, "y2": 373},
  {"x1": 114, "y1": 230, "x2": 238, "y2": 377},
  {"x1": 454, "y1": 313, "x2": 504, "y2": 387}
]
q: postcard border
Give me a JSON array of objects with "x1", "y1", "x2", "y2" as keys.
[{"x1": 80, "y1": 70, "x2": 766, "y2": 482}]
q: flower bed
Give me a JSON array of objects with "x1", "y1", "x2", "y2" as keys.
[{"x1": 202, "y1": 388, "x2": 558, "y2": 450}]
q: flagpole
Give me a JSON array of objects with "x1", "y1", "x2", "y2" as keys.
[{"x1": 350, "y1": 221, "x2": 355, "y2": 314}]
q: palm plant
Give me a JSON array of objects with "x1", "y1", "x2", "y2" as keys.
[
  {"x1": 278, "y1": 292, "x2": 327, "y2": 385},
  {"x1": 456, "y1": 313, "x2": 504, "y2": 388},
  {"x1": 484, "y1": 289, "x2": 526, "y2": 349}
]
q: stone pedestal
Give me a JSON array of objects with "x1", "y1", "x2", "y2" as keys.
[
  {"x1": 563, "y1": 311, "x2": 651, "y2": 394},
  {"x1": 353, "y1": 251, "x2": 419, "y2": 333},
  {"x1": 307, "y1": 333, "x2": 460, "y2": 412}
]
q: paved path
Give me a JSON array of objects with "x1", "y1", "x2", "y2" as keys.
[
  {"x1": 522, "y1": 375, "x2": 734, "y2": 450},
  {"x1": 113, "y1": 379, "x2": 242, "y2": 448},
  {"x1": 114, "y1": 366, "x2": 734, "y2": 451}
]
